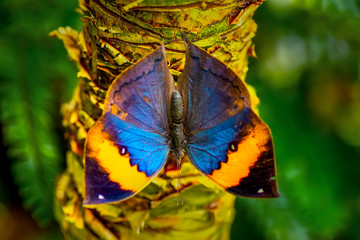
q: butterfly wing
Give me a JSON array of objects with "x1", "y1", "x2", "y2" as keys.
[
  {"x1": 186, "y1": 108, "x2": 279, "y2": 198},
  {"x1": 178, "y1": 39, "x2": 251, "y2": 134},
  {"x1": 84, "y1": 46, "x2": 173, "y2": 204},
  {"x1": 104, "y1": 45, "x2": 174, "y2": 135},
  {"x1": 180, "y1": 40, "x2": 279, "y2": 198},
  {"x1": 84, "y1": 113, "x2": 170, "y2": 204}
]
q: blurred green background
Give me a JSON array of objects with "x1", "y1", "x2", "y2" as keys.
[{"x1": 0, "y1": 0, "x2": 359, "y2": 239}]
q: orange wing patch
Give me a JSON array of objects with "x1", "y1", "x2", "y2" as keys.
[
  {"x1": 210, "y1": 138, "x2": 261, "y2": 188},
  {"x1": 209, "y1": 112, "x2": 278, "y2": 197},
  {"x1": 86, "y1": 121, "x2": 150, "y2": 192},
  {"x1": 84, "y1": 118, "x2": 154, "y2": 205},
  {"x1": 210, "y1": 121, "x2": 269, "y2": 188}
]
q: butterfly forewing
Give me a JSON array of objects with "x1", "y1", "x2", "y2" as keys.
[
  {"x1": 104, "y1": 45, "x2": 174, "y2": 135},
  {"x1": 180, "y1": 41, "x2": 279, "y2": 198},
  {"x1": 84, "y1": 113, "x2": 170, "y2": 204},
  {"x1": 186, "y1": 108, "x2": 279, "y2": 198},
  {"x1": 178, "y1": 39, "x2": 251, "y2": 134},
  {"x1": 84, "y1": 46, "x2": 173, "y2": 205}
]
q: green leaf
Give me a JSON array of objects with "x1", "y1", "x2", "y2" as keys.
[{"x1": 0, "y1": 0, "x2": 80, "y2": 227}]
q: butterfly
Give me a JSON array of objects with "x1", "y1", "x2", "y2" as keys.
[{"x1": 83, "y1": 39, "x2": 279, "y2": 205}]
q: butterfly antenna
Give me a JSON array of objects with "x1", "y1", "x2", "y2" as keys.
[
  {"x1": 176, "y1": 156, "x2": 183, "y2": 206},
  {"x1": 181, "y1": 32, "x2": 190, "y2": 50}
]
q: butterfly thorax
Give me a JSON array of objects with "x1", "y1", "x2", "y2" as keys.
[{"x1": 170, "y1": 90, "x2": 185, "y2": 159}]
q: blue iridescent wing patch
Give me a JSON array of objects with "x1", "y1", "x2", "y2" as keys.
[
  {"x1": 186, "y1": 108, "x2": 279, "y2": 198},
  {"x1": 84, "y1": 112, "x2": 170, "y2": 204},
  {"x1": 84, "y1": 46, "x2": 173, "y2": 205},
  {"x1": 181, "y1": 40, "x2": 279, "y2": 198}
]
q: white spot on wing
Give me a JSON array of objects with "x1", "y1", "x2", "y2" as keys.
[
  {"x1": 120, "y1": 146, "x2": 127, "y2": 155},
  {"x1": 257, "y1": 188, "x2": 264, "y2": 194},
  {"x1": 98, "y1": 194, "x2": 105, "y2": 200}
]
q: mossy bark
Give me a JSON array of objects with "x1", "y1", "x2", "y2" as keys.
[{"x1": 51, "y1": 0, "x2": 264, "y2": 239}]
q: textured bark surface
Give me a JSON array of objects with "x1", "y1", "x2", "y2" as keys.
[{"x1": 51, "y1": 0, "x2": 264, "y2": 239}]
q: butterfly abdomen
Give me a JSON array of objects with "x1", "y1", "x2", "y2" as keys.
[{"x1": 170, "y1": 90, "x2": 184, "y2": 158}]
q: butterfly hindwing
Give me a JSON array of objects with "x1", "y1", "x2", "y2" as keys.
[
  {"x1": 84, "y1": 112, "x2": 170, "y2": 204},
  {"x1": 186, "y1": 108, "x2": 279, "y2": 198}
]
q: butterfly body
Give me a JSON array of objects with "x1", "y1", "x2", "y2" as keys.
[
  {"x1": 83, "y1": 40, "x2": 279, "y2": 205},
  {"x1": 170, "y1": 90, "x2": 185, "y2": 160}
]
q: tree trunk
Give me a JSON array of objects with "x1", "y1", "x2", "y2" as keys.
[{"x1": 51, "y1": 0, "x2": 264, "y2": 239}]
